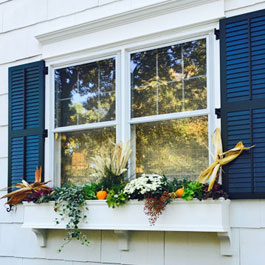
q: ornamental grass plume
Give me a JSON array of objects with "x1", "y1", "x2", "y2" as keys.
[
  {"x1": 0, "y1": 167, "x2": 52, "y2": 205},
  {"x1": 197, "y1": 128, "x2": 254, "y2": 191},
  {"x1": 90, "y1": 141, "x2": 131, "y2": 188}
]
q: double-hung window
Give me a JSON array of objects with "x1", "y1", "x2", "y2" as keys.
[{"x1": 52, "y1": 38, "x2": 209, "y2": 185}]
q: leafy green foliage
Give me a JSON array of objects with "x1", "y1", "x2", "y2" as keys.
[
  {"x1": 106, "y1": 184, "x2": 128, "y2": 208},
  {"x1": 83, "y1": 183, "x2": 100, "y2": 200},
  {"x1": 52, "y1": 185, "x2": 89, "y2": 252},
  {"x1": 106, "y1": 190, "x2": 128, "y2": 208},
  {"x1": 165, "y1": 177, "x2": 190, "y2": 193},
  {"x1": 181, "y1": 181, "x2": 203, "y2": 201},
  {"x1": 98, "y1": 169, "x2": 126, "y2": 190}
]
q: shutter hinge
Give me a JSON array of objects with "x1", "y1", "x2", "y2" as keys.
[
  {"x1": 215, "y1": 108, "x2": 221, "y2": 119},
  {"x1": 214, "y1": 28, "x2": 220, "y2": 40},
  {"x1": 43, "y1": 66, "x2": 48, "y2": 75},
  {"x1": 43, "y1": 129, "x2": 48, "y2": 138}
]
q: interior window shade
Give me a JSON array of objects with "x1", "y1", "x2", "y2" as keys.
[
  {"x1": 220, "y1": 10, "x2": 265, "y2": 199},
  {"x1": 8, "y1": 60, "x2": 47, "y2": 188}
]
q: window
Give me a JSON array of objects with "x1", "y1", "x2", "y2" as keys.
[
  {"x1": 54, "y1": 58, "x2": 116, "y2": 185},
  {"x1": 52, "y1": 38, "x2": 209, "y2": 184}
]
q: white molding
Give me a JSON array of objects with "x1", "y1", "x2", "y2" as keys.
[{"x1": 35, "y1": 0, "x2": 220, "y2": 45}]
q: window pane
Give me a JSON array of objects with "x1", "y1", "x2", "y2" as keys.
[
  {"x1": 132, "y1": 116, "x2": 208, "y2": 180},
  {"x1": 184, "y1": 76, "x2": 207, "y2": 111},
  {"x1": 183, "y1": 39, "x2": 206, "y2": 77},
  {"x1": 55, "y1": 127, "x2": 116, "y2": 185},
  {"x1": 131, "y1": 39, "x2": 206, "y2": 117},
  {"x1": 55, "y1": 58, "x2": 115, "y2": 127}
]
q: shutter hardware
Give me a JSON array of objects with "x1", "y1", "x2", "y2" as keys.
[
  {"x1": 215, "y1": 108, "x2": 221, "y2": 119},
  {"x1": 214, "y1": 28, "x2": 220, "y2": 40},
  {"x1": 43, "y1": 129, "x2": 48, "y2": 138},
  {"x1": 43, "y1": 67, "x2": 48, "y2": 75}
]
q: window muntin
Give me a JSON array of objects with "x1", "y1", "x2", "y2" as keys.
[
  {"x1": 55, "y1": 58, "x2": 115, "y2": 128},
  {"x1": 131, "y1": 39, "x2": 206, "y2": 118},
  {"x1": 130, "y1": 38, "x2": 208, "y2": 180}
]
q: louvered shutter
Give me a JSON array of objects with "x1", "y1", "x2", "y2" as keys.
[
  {"x1": 220, "y1": 10, "x2": 265, "y2": 199},
  {"x1": 8, "y1": 61, "x2": 47, "y2": 188}
]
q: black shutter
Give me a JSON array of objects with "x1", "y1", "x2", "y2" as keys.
[
  {"x1": 8, "y1": 60, "x2": 47, "y2": 189},
  {"x1": 220, "y1": 10, "x2": 265, "y2": 199}
]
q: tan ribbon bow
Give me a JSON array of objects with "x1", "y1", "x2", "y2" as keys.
[{"x1": 197, "y1": 128, "x2": 254, "y2": 191}]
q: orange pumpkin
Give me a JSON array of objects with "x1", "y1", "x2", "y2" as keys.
[
  {"x1": 97, "y1": 190, "x2": 107, "y2": 200},
  {"x1": 176, "y1": 187, "x2": 184, "y2": 198}
]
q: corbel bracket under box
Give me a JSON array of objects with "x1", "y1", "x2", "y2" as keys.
[
  {"x1": 32, "y1": 229, "x2": 47, "y2": 248},
  {"x1": 114, "y1": 230, "x2": 129, "y2": 251},
  {"x1": 217, "y1": 230, "x2": 233, "y2": 256}
]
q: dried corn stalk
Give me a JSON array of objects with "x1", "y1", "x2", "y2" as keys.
[{"x1": 0, "y1": 167, "x2": 51, "y2": 205}]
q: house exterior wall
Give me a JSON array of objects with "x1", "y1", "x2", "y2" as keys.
[{"x1": 0, "y1": 1, "x2": 265, "y2": 264}]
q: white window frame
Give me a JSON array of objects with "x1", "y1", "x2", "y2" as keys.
[{"x1": 44, "y1": 28, "x2": 219, "y2": 186}]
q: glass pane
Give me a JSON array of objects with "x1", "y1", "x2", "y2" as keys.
[
  {"x1": 131, "y1": 39, "x2": 206, "y2": 118},
  {"x1": 55, "y1": 127, "x2": 116, "y2": 185},
  {"x1": 132, "y1": 116, "x2": 208, "y2": 180},
  {"x1": 130, "y1": 50, "x2": 157, "y2": 88},
  {"x1": 184, "y1": 76, "x2": 207, "y2": 111},
  {"x1": 158, "y1": 81, "x2": 182, "y2": 114},
  {"x1": 183, "y1": 39, "x2": 206, "y2": 78},
  {"x1": 158, "y1": 45, "x2": 182, "y2": 82},
  {"x1": 55, "y1": 58, "x2": 115, "y2": 127}
]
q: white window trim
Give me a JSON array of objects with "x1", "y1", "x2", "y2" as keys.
[{"x1": 44, "y1": 26, "x2": 219, "y2": 186}]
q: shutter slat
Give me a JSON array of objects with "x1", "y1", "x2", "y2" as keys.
[{"x1": 8, "y1": 60, "x2": 46, "y2": 188}]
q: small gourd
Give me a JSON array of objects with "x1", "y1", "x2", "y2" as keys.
[{"x1": 97, "y1": 190, "x2": 107, "y2": 200}]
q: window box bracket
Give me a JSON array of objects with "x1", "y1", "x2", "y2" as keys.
[
  {"x1": 32, "y1": 228, "x2": 47, "y2": 248},
  {"x1": 217, "y1": 230, "x2": 233, "y2": 256},
  {"x1": 114, "y1": 230, "x2": 130, "y2": 251}
]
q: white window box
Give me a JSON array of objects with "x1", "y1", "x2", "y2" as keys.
[{"x1": 22, "y1": 199, "x2": 232, "y2": 256}]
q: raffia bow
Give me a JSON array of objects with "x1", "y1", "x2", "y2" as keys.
[{"x1": 197, "y1": 128, "x2": 254, "y2": 191}]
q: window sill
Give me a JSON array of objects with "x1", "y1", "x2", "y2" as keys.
[{"x1": 22, "y1": 199, "x2": 232, "y2": 255}]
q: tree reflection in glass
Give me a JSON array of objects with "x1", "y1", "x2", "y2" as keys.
[
  {"x1": 55, "y1": 58, "x2": 115, "y2": 127},
  {"x1": 55, "y1": 127, "x2": 116, "y2": 185},
  {"x1": 132, "y1": 116, "x2": 208, "y2": 180},
  {"x1": 131, "y1": 39, "x2": 206, "y2": 117}
]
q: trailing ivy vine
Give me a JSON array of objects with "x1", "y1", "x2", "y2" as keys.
[{"x1": 53, "y1": 185, "x2": 90, "y2": 252}]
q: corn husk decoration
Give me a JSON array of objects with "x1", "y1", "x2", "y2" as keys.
[
  {"x1": 197, "y1": 128, "x2": 254, "y2": 191},
  {"x1": 0, "y1": 167, "x2": 51, "y2": 205}
]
